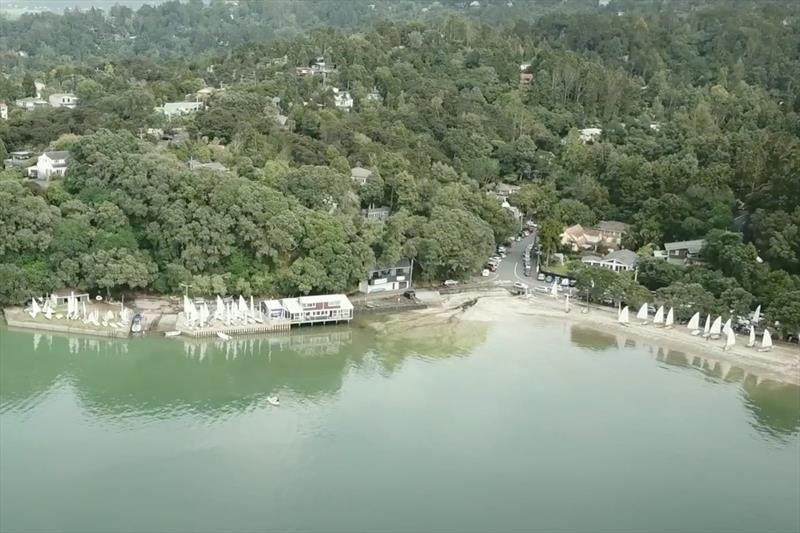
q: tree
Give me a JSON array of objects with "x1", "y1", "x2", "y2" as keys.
[
  {"x1": 538, "y1": 218, "x2": 562, "y2": 266},
  {"x1": 765, "y1": 290, "x2": 800, "y2": 341},
  {"x1": 655, "y1": 282, "x2": 717, "y2": 321},
  {"x1": 80, "y1": 248, "x2": 158, "y2": 297},
  {"x1": 416, "y1": 207, "x2": 494, "y2": 280}
]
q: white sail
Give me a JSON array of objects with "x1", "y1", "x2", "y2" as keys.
[
  {"x1": 550, "y1": 281, "x2": 558, "y2": 298},
  {"x1": 653, "y1": 306, "x2": 665, "y2": 325},
  {"x1": 760, "y1": 329, "x2": 773, "y2": 351},
  {"x1": 183, "y1": 295, "x2": 190, "y2": 318},
  {"x1": 214, "y1": 296, "x2": 224, "y2": 321},
  {"x1": 636, "y1": 303, "x2": 648, "y2": 321},
  {"x1": 687, "y1": 312, "x2": 700, "y2": 331},
  {"x1": 723, "y1": 318, "x2": 732, "y2": 334},
  {"x1": 703, "y1": 314, "x2": 711, "y2": 336},
  {"x1": 43, "y1": 302, "x2": 53, "y2": 320},
  {"x1": 238, "y1": 295, "x2": 247, "y2": 315},
  {"x1": 618, "y1": 306, "x2": 629, "y2": 324},
  {"x1": 29, "y1": 297, "x2": 41, "y2": 318},
  {"x1": 250, "y1": 296, "x2": 255, "y2": 321},
  {"x1": 710, "y1": 316, "x2": 722, "y2": 337},
  {"x1": 82, "y1": 301, "x2": 88, "y2": 320},
  {"x1": 104, "y1": 310, "x2": 115, "y2": 323},
  {"x1": 665, "y1": 307, "x2": 674, "y2": 327},
  {"x1": 747, "y1": 327, "x2": 756, "y2": 347},
  {"x1": 724, "y1": 327, "x2": 736, "y2": 351},
  {"x1": 564, "y1": 294, "x2": 570, "y2": 313},
  {"x1": 752, "y1": 305, "x2": 761, "y2": 325}
]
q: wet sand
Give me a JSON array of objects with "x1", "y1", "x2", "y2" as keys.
[{"x1": 372, "y1": 289, "x2": 800, "y2": 385}]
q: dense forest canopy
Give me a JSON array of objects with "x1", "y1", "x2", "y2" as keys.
[{"x1": 0, "y1": 0, "x2": 799, "y2": 336}]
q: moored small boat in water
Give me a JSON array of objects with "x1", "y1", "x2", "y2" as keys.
[
  {"x1": 131, "y1": 313, "x2": 142, "y2": 333},
  {"x1": 267, "y1": 394, "x2": 280, "y2": 407},
  {"x1": 165, "y1": 331, "x2": 182, "y2": 337},
  {"x1": 216, "y1": 332, "x2": 231, "y2": 341}
]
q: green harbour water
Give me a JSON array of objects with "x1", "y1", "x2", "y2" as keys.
[{"x1": 1, "y1": 318, "x2": 799, "y2": 533}]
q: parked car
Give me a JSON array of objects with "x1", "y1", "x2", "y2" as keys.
[
  {"x1": 481, "y1": 269, "x2": 490, "y2": 277},
  {"x1": 545, "y1": 275, "x2": 553, "y2": 283},
  {"x1": 443, "y1": 279, "x2": 459, "y2": 286},
  {"x1": 561, "y1": 278, "x2": 570, "y2": 286},
  {"x1": 537, "y1": 273, "x2": 545, "y2": 281},
  {"x1": 403, "y1": 289, "x2": 416, "y2": 299},
  {"x1": 569, "y1": 279, "x2": 577, "y2": 287}
]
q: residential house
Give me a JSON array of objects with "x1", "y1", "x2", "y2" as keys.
[
  {"x1": 157, "y1": 101, "x2": 205, "y2": 118},
  {"x1": 351, "y1": 166, "x2": 373, "y2": 186},
  {"x1": 296, "y1": 56, "x2": 335, "y2": 77},
  {"x1": 15, "y1": 97, "x2": 48, "y2": 110},
  {"x1": 595, "y1": 220, "x2": 629, "y2": 249},
  {"x1": 581, "y1": 249, "x2": 638, "y2": 272},
  {"x1": 4, "y1": 151, "x2": 34, "y2": 170},
  {"x1": 366, "y1": 88, "x2": 382, "y2": 102},
  {"x1": 561, "y1": 221, "x2": 628, "y2": 252},
  {"x1": 519, "y1": 63, "x2": 534, "y2": 85},
  {"x1": 48, "y1": 93, "x2": 79, "y2": 108},
  {"x1": 28, "y1": 151, "x2": 69, "y2": 180},
  {"x1": 495, "y1": 182, "x2": 520, "y2": 200},
  {"x1": 501, "y1": 200, "x2": 523, "y2": 223},
  {"x1": 276, "y1": 294, "x2": 353, "y2": 325},
  {"x1": 34, "y1": 81, "x2": 46, "y2": 99},
  {"x1": 332, "y1": 88, "x2": 354, "y2": 111},
  {"x1": 188, "y1": 159, "x2": 227, "y2": 172},
  {"x1": 654, "y1": 239, "x2": 706, "y2": 265},
  {"x1": 579, "y1": 127, "x2": 603, "y2": 143},
  {"x1": 194, "y1": 87, "x2": 221, "y2": 101},
  {"x1": 0, "y1": 101, "x2": 7, "y2": 120},
  {"x1": 359, "y1": 259, "x2": 413, "y2": 294},
  {"x1": 361, "y1": 205, "x2": 391, "y2": 222}
]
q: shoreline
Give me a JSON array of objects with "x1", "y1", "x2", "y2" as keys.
[{"x1": 369, "y1": 289, "x2": 800, "y2": 386}]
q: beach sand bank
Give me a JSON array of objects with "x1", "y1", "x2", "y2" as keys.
[{"x1": 369, "y1": 289, "x2": 800, "y2": 385}]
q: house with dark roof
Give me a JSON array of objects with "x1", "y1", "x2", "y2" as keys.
[
  {"x1": 28, "y1": 151, "x2": 69, "y2": 180},
  {"x1": 654, "y1": 239, "x2": 706, "y2": 265},
  {"x1": 581, "y1": 249, "x2": 638, "y2": 272}
]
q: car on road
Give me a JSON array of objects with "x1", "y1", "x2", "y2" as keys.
[
  {"x1": 561, "y1": 278, "x2": 570, "y2": 286},
  {"x1": 537, "y1": 273, "x2": 545, "y2": 281},
  {"x1": 443, "y1": 279, "x2": 459, "y2": 287},
  {"x1": 545, "y1": 275, "x2": 553, "y2": 283},
  {"x1": 403, "y1": 289, "x2": 416, "y2": 299},
  {"x1": 481, "y1": 269, "x2": 490, "y2": 277}
]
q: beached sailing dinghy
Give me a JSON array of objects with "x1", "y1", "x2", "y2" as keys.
[
  {"x1": 653, "y1": 306, "x2": 665, "y2": 326},
  {"x1": 618, "y1": 306, "x2": 629, "y2": 325},
  {"x1": 687, "y1": 312, "x2": 701, "y2": 335},
  {"x1": 636, "y1": 303, "x2": 648, "y2": 324}
]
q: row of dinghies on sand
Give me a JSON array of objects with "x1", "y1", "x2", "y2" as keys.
[{"x1": 616, "y1": 304, "x2": 773, "y2": 352}]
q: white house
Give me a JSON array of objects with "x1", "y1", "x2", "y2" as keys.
[
  {"x1": 28, "y1": 151, "x2": 69, "y2": 180},
  {"x1": 157, "y1": 101, "x2": 205, "y2": 118},
  {"x1": 48, "y1": 93, "x2": 79, "y2": 108},
  {"x1": 0, "y1": 101, "x2": 7, "y2": 120},
  {"x1": 366, "y1": 88, "x2": 382, "y2": 102},
  {"x1": 332, "y1": 88, "x2": 353, "y2": 111},
  {"x1": 578, "y1": 127, "x2": 603, "y2": 143}
]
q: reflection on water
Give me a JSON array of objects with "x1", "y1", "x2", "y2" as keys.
[
  {"x1": 2, "y1": 320, "x2": 798, "y2": 440},
  {"x1": 570, "y1": 324, "x2": 800, "y2": 438},
  {"x1": 569, "y1": 325, "x2": 618, "y2": 351}
]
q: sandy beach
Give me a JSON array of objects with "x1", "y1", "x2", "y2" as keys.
[{"x1": 371, "y1": 289, "x2": 800, "y2": 385}]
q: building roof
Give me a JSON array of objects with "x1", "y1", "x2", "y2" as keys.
[
  {"x1": 369, "y1": 258, "x2": 412, "y2": 272},
  {"x1": 604, "y1": 249, "x2": 638, "y2": 267},
  {"x1": 188, "y1": 160, "x2": 227, "y2": 172},
  {"x1": 664, "y1": 239, "x2": 705, "y2": 253},
  {"x1": 581, "y1": 255, "x2": 604, "y2": 263},
  {"x1": 351, "y1": 166, "x2": 373, "y2": 179},
  {"x1": 162, "y1": 101, "x2": 203, "y2": 113},
  {"x1": 49, "y1": 92, "x2": 76, "y2": 99},
  {"x1": 43, "y1": 151, "x2": 69, "y2": 160},
  {"x1": 297, "y1": 294, "x2": 354, "y2": 310},
  {"x1": 597, "y1": 220, "x2": 629, "y2": 233}
]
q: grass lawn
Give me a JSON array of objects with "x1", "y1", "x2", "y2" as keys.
[{"x1": 540, "y1": 263, "x2": 570, "y2": 276}]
